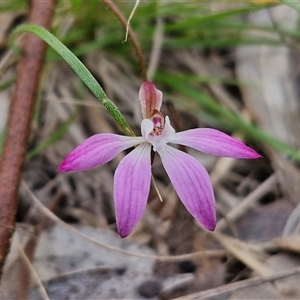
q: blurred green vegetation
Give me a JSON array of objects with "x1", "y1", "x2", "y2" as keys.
[{"x1": 2, "y1": 0, "x2": 300, "y2": 160}]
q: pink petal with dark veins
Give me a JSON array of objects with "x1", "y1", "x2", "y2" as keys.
[
  {"x1": 159, "y1": 145, "x2": 216, "y2": 231},
  {"x1": 169, "y1": 128, "x2": 261, "y2": 159},
  {"x1": 57, "y1": 134, "x2": 143, "y2": 172},
  {"x1": 114, "y1": 143, "x2": 152, "y2": 238},
  {"x1": 139, "y1": 81, "x2": 163, "y2": 119}
]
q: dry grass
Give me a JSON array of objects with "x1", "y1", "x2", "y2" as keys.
[{"x1": 1, "y1": 1, "x2": 300, "y2": 299}]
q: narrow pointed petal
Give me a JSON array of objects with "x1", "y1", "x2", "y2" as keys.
[
  {"x1": 114, "y1": 143, "x2": 152, "y2": 238},
  {"x1": 159, "y1": 145, "x2": 216, "y2": 231},
  {"x1": 168, "y1": 128, "x2": 261, "y2": 159},
  {"x1": 57, "y1": 134, "x2": 144, "y2": 172},
  {"x1": 139, "y1": 81, "x2": 163, "y2": 119}
]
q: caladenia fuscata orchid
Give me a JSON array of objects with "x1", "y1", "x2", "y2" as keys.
[{"x1": 57, "y1": 81, "x2": 261, "y2": 238}]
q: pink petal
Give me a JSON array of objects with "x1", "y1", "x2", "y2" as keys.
[
  {"x1": 114, "y1": 143, "x2": 152, "y2": 238},
  {"x1": 57, "y1": 134, "x2": 143, "y2": 172},
  {"x1": 158, "y1": 145, "x2": 216, "y2": 231},
  {"x1": 168, "y1": 128, "x2": 261, "y2": 159},
  {"x1": 139, "y1": 81, "x2": 163, "y2": 119}
]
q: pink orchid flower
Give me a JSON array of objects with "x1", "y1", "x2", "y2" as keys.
[{"x1": 57, "y1": 82, "x2": 261, "y2": 237}]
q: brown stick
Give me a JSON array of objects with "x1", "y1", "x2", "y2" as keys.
[
  {"x1": 0, "y1": 0, "x2": 55, "y2": 280},
  {"x1": 103, "y1": 0, "x2": 148, "y2": 81}
]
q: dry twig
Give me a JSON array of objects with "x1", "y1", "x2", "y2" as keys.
[
  {"x1": 0, "y1": 0, "x2": 55, "y2": 279},
  {"x1": 103, "y1": 0, "x2": 147, "y2": 81}
]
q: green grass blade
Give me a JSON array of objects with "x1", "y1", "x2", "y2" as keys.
[
  {"x1": 156, "y1": 73, "x2": 300, "y2": 162},
  {"x1": 0, "y1": 128, "x2": 5, "y2": 156},
  {"x1": 0, "y1": 78, "x2": 15, "y2": 92},
  {"x1": 26, "y1": 113, "x2": 76, "y2": 160},
  {"x1": 10, "y1": 24, "x2": 135, "y2": 137}
]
